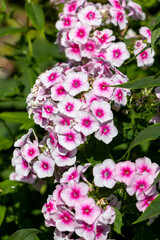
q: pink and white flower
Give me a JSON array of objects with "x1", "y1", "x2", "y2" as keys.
[
  {"x1": 21, "y1": 140, "x2": 39, "y2": 162},
  {"x1": 14, "y1": 156, "x2": 30, "y2": 177},
  {"x1": 75, "y1": 197, "x2": 101, "y2": 224},
  {"x1": 42, "y1": 99, "x2": 59, "y2": 120},
  {"x1": 95, "y1": 121, "x2": 118, "y2": 144},
  {"x1": 65, "y1": 42, "x2": 82, "y2": 61},
  {"x1": 40, "y1": 67, "x2": 63, "y2": 88},
  {"x1": 63, "y1": 71, "x2": 89, "y2": 96},
  {"x1": 64, "y1": 0, "x2": 85, "y2": 15},
  {"x1": 98, "y1": 205, "x2": 116, "y2": 225},
  {"x1": 58, "y1": 94, "x2": 81, "y2": 117},
  {"x1": 136, "y1": 192, "x2": 159, "y2": 212},
  {"x1": 78, "y1": 5, "x2": 102, "y2": 26},
  {"x1": 51, "y1": 82, "x2": 67, "y2": 101},
  {"x1": 95, "y1": 223, "x2": 110, "y2": 240},
  {"x1": 42, "y1": 195, "x2": 57, "y2": 221},
  {"x1": 69, "y1": 22, "x2": 91, "y2": 44},
  {"x1": 56, "y1": 15, "x2": 77, "y2": 31},
  {"x1": 51, "y1": 148, "x2": 77, "y2": 167},
  {"x1": 136, "y1": 48, "x2": 155, "y2": 67},
  {"x1": 61, "y1": 180, "x2": 89, "y2": 207},
  {"x1": 106, "y1": 42, "x2": 130, "y2": 67},
  {"x1": 94, "y1": 29, "x2": 115, "y2": 50},
  {"x1": 74, "y1": 111, "x2": 100, "y2": 136},
  {"x1": 81, "y1": 38, "x2": 98, "y2": 58},
  {"x1": 90, "y1": 100, "x2": 113, "y2": 123},
  {"x1": 114, "y1": 161, "x2": 136, "y2": 185},
  {"x1": 93, "y1": 78, "x2": 113, "y2": 99},
  {"x1": 110, "y1": 8, "x2": 128, "y2": 30},
  {"x1": 75, "y1": 220, "x2": 95, "y2": 240},
  {"x1": 139, "y1": 26, "x2": 151, "y2": 43},
  {"x1": 33, "y1": 153, "x2": 55, "y2": 178},
  {"x1": 93, "y1": 159, "x2": 116, "y2": 188}
]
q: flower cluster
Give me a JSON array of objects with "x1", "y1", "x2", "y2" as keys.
[
  {"x1": 55, "y1": 0, "x2": 145, "y2": 63},
  {"x1": 93, "y1": 157, "x2": 160, "y2": 213},
  {"x1": 133, "y1": 26, "x2": 154, "y2": 67},
  {"x1": 42, "y1": 164, "x2": 120, "y2": 240}
]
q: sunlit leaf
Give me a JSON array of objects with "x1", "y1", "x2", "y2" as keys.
[
  {"x1": 8, "y1": 229, "x2": 41, "y2": 240},
  {"x1": 0, "y1": 27, "x2": 25, "y2": 37},
  {"x1": 0, "y1": 112, "x2": 30, "y2": 124},
  {"x1": 0, "y1": 180, "x2": 22, "y2": 195},
  {"x1": 0, "y1": 205, "x2": 6, "y2": 226},
  {"x1": 0, "y1": 137, "x2": 13, "y2": 151},
  {"x1": 151, "y1": 28, "x2": 160, "y2": 50},
  {"x1": 114, "y1": 208, "x2": 123, "y2": 234}
]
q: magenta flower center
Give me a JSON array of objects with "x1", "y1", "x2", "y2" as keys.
[
  {"x1": 117, "y1": 12, "x2": 123, "y2": 21},
  {"x1": 86, "y1": 42, "x2": 95, "y2": 51},
  {"x1": 101, "y1": 125, "x2": 110, "y2": 135},
  {"x1": 122, "y1": 167, "x2": 131, "y2": 176},
  {"x1": 100, "y1": 82, "x2": 108, "y2": 90},
  {"x1": 44, "y1": 105, "x2": 53, "y2": 113},
  {"x1": 28, "y1": 148, "x2": 35, "y2": 156},
  {"x1": 48, "y1": 72, "x2": 57, "y2": 82},
  {"x1": 66, "y1": 133, "x2": 75, "y2": 141},
  {"x1": 68, "y1": 3, "x2": 76, "y2": 12},
  {"x1": 113, "y1": 49, "x2": 121, "y2": 58},
  {"x1": 86, "y1": 11, "x2": 95, "y2": 20},
  {"x1": 45, "y1": 202, "x2": 54, "y2": 212},
  {"x1": 71, "y1": 43, "x2": 80, "y2": 53},
  {"x1": 23, "y1": 160, "x2": 28, "y2": 168},
  {"x1": 82, "y1": 118, "x2": 91, "y2": 127},
  {"x1": 72, "y1": 79, "x2": 81, "y2": 88},
  {"x1": 96, "y1": 108, "x2": 104, "y2": 117},
  {"x1": 42, "y1": 161, "x2": 49, "y2": 170},
  {"x1": 102, "y1": 168, "x2": 111, "y2": 179},
  {"x1": 141, "y1": 51, "x2": 148, "y2": 59},
  {"x1": 71, "y1": 188, "x2": 80, "y2": 199},
  {"x1": 64, "y1": 17, "x2": 71, "y2": 26},
  {"x1": 61, "y1": 212, "x2": 72, "y2": 223},
  {"x1": 66, "y1": 103, "x2": 73, "y2": 111},
  {"x1": 77, "y1": 28, "x2": 85, "y2": 38},
  {"x1": 82, "y1": 205, "x2": 92, "y2": 215},
  {"x1": 99, "y1": 34, "x2": 108, "y2": 43},
  {"x1": 57, "y1": 86, "x2": 65, "y2": 95}
]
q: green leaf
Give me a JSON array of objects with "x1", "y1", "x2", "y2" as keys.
[
  {"x1": 0, "y1": 205, "x2": 6, "y2": 227},
  {"x1": 134, "y1": 194, "x2": 160, "y2": 224},
  {"x1": 127, "y1": 123, "x2": 160, "y2": 153},
  {"x1": 0, "y1": 137, "x2": 13, "y2": 151},
  {"x1": 113, "y1": 76, "x2": 160, "y2": 89},
  {"x1": 114, "y1": 208, "x2": 123, "y2": 234},
  {"x1": 0, "y1": 27, "x2": 25, "y2": 37},
  {"x1": 25, "y1": 2, "x2": 45, "y2": 33},
  {"x1": 0, "y1": 180, "x2": 22, "y2": 195},
  {"x1": 0, "y1": 112, "x2": 29, "y2": 124},
  {"x1": 151, "y1": 28, "x2": 160, "y2": 50},
  {"x1": 8, "y1": 228, "x2": 41, "y2": 240},
  {"x1": 150, "y1": 172, "x2": 160, "y2": 188},
  {"x1": 87, "y1": 156, "x2": 101, "y2": 166}
]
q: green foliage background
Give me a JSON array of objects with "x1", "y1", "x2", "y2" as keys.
[{"x1": 0, "y1": 0, "x2": 160, "y2": 239}]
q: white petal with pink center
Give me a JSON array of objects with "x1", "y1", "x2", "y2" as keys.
[
  {"x1": 51, "y1": 81, "x2": 67, "y2": 101},
  {"x1": 58, "y1": 126, "x2": 83, "y2": 151},
  {"x1": 93, "y1": 159, "x2": 116, "y2": 188},
  {"x1": 135, "y1": 156, "x2": 159, "y2": 178},
  {"x1": 95, "y1": 121, "x2": 118, "y2": 144},
  {"x1": 110, "y1": 8, "x2": 128, "y2": 30},
  {"x1": 139, "y1": 26, "x2": 151, "y2": 43},
  {"x1": 126, "y1": 173, "x2": 156, "y2": 199},
  {"x1": 108, "y1": 0, "x2": 122, "y2": 9},
  {"x1": 75, "y1": 197, "x2": 101, "y2": 225},
  {"x1": 64, "y1": 0, "x2": 85, "y2": 14},
  {"x1": 127, "y1": 1, "x2": 146, "y2": 21},
  {"x1": 113, "y1": 88, "x2": 127, "y2": 106},
  {"x1": 14, "y1": 156, "x2": 30, "y2": 177},
  {"x1": 21, "y1": 140, "x2": 39, "y2": 162},
  {"x1": 54, "y1": 114, "x2": 72, "y2": 128},
  {"x1": 74, "y1": 111, "x2": 100, "y2": 136},
  {"x1": 78, "y1": 5, "x2": 102, "y2": 26},
  {"x1": 42, "y1": 99, "x2": 58, "y2": 120},
  {"x1": 63, "y1": 71, "x2": 89, "y2": 96},
  {"x1": 114, "y1": 161, "x2": 136, "y2": 186},
  {"x1": 95, "y1": 223, "x2": 110, "y2": 240},
  {"x1": 93, "y1": 78, "x2": 113, "y2": 99},
  {"x1": 14, "y1": 128, "x2": 33, "y2": 147},
  {"x1": 46, "y1": 129, "x2": 58, "y2": 151},
  {"x1": 136, "y1": 192, "x2": 159, "y2": 212},
  {"x1": 52, "y1": 207, "x2": 75, "y2": 232},
  {"x1": 65, "y1": 42, "x2": 82, "y2": 61},
  {"x1": 33, "y1": 153, "x2": 55, "y2": 178},
  {"x1": 90, "y1": 100, "x2": 113, "y2": 123},
  {"x1": 61, "y1": 180, "x2": 89, "y2": 207},
  {"x1": 53, "y1": 184, "x2": 67, "y2": 205},
  {"x1": 75, "y1": 220, "x2": 95, "y2": 240},
  {"x1": 81, "y1": 38, "x2": 98, "y2": 58},
  {"x1": 136, "y1": 48, "x2": 155, "y2": 67},
  {"x1": 69, "y1": 22, "x2": 91, "y2": 44},
  {"x1": 42, "y1": 195, "x2": 57, "y2": 221},
  {"x1": 56, "y1": 15, "x2": 78, "y2": 31},
  {"x1": 94, "y1": 29, "x2": 115, "y2": 50},
  {"x1": 51, "y1": 148, "x2": 76, "y2": 167},
  {"x1": 40, "y1": 67, "x2": 63, "y2": 88},
  {"x1": 106, "y1": 42, "x2": 130, "y2": 67},
  {"x1": 58, "y1": 94, "x2": 81, "y2": 117}
]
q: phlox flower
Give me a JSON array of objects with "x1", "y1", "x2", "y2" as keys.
[
  {"x1": 93, "y1": 159, "x2": 116, "y2": 188},
  {"x1": 93, "y1": 78, "x2": 113, "y2": 99},
  {"x1": 95, "y1": 223, "x2": 110, "y2": 240},
  {"x1": 135, "y1": 156, "x2": 159, "y2": 179},
  {"x1": 126, "y1": 173, "x2": 156, "y2": 199},
  {"x1": 14, "y1": 156, "x2": 30, "y2": 177},
  {"x1": 113, "y1": 88, "x2": 128, "y2": 107},
  {"x1": 106, "y1": 42, "x2": 130, "y2": 67},
  {"x1": 61, "y1": 180, "x2": 89, "y2": 207},
  {"x1": 94, "y1": 29, "x2": 115, "y2": 50},
  {"x1": 10, "y1": 172, "x2": 36, "y2": 184},
  {"x1": 81, "y1": 38, "x2": 98, "y2": 58},
  {"x1": 69, "y1": 22, "x2": 91, "y2": 44},
  {"x1": 74, "y1": 111, "x2": 100, "y2": 136},
  {"x1": 64, "y1": 0, "x2": 85, "y2": 15},
  {"x1": 94, "y1": 121, "x2": 118, "y2": 144},
  {"x1": 77, "y1": 5, "x2": 102, "y2": 26},
  {"x1": 54, "y1": 114, "x2": 72, "y2": 127},
  {"x1": 42, "y1": 99, "x2": 59, "y2": 120},
  {"x1": 98, "y1": 205, "x2": 116, "y2": 225},
  {"x1": 108, "y1": 0, "x2": 122, "y2": 9},
  {"x1": 90, "y1": 100, "x2": 113, "y2": 123},
  {"x1": 75, "y1": 197, "x2": 101, "y2": 224},
  {"x1": 51, "y1": 82, "x2": 67, "y2": 101},
  {"x1": 58, "y1": 94, "x2": 81, "y2": 117},
  {"x1": 139, "y1": 26, "x2": 151, "y2": 43},
  {"x1": 63, "y1": 71, "x2": 89, "y2": 96},
  {"x1": 134, "y1": 40, "x2": 146, "y2": 55},
  {"x1": 42, "y1": 195, "x2": 57, "y2": 221},
  {"x1": 110, "y1": 8, "x2": 128, "y2": 30},
  {"x1": 52, "y1": 207, "x2": 75, "y2": 232},
  {"x1": 136, "y1": 48, "x2": 155, "y2": 67},
  {"x1": 127, "y1": 1, "x2": 145, "y2": 21},
  {"x1": 56, "y1": 15, "x2": 78, "y2": 31},
  {"x1": 84, "y1": 90, "x2": 99, "y2": 108},
  {"x1": 53, "y1": 184, "x2": 67, "y2": 205},
  {"x1": 75, "y1": 220, "x2": 95, "y2": 240},
  {"x1": 136, "y1": 192, "x2": 159, "y2": 212},
  {"x1": 21, "y1": 140, "x2": 39, "y2": 162},
  {"x1": 65, "y1": 42, "x2": 82, "y2": 61},
  {"x1": 114, "y1": 161, "x2": 136, "y2": 186},
  {"x1": 40, "y1": 67, "x2": 63, "y2": 88},
  {"x1": 33, "y1": 153, "x2": 55, "y2": 178},
  {"x1": 33, "y1": 109, "x2": 48, "y2": 128},
  {"x1": 57, "y1": 126, "x2": 83, "y2": 151},
  {"x1": 14, "y1": 128, "x2": 33, "y2": 147},
  {"x1": 46, "y1": 128, "x2": 58, "y2": 151},
  {"x1": 51, "y1": 148, "x2": 77, "y2": 167}
]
